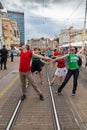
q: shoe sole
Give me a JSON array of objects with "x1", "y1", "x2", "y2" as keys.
[
  {"x1": 72, "y1": 94, "x2": 75, "y2": 96},
  {"x1": 55, "y1": 91, "x2": 63, "y2": 96}
]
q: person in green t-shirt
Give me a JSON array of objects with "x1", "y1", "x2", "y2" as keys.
[
  {"x1": 54, "y1": 46, "x2": 84, "y2": 96},
  {"x1": 31, "y1": 48, "x2": 46, "y2": 85}
]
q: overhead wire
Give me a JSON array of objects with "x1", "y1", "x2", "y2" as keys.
[
  {"x1": 61, "y1": 0, "x2": 85, "y2": 29},
  {"x1": 41, "y1": 0, "x2": 85, "y2": 38},
  {"x1": 26, "y1": 0, "x2": 86, "y2": 38},
  {"x1": 28, "y1": 0, "x2": 85, "y2": 25},
  {"x1": 43, "y1": 0, "x2": 45, "y2": 24}
]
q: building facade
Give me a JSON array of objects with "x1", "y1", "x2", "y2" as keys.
[
  {"x1": 59, "y1": 26, "x2": 87, "y2": 46},
  {"x1": 7, "y1": 11, "x2": 25, "y2": 45},
  {"x1": 27, "y1": 37, "x2": 57, "y2": 50},
  {"x1": 2, "y1": 12, "x2": 20, "y2": 49},
  {"x1": 27, "y1": 38, "x2": 48, "y2": 50}
]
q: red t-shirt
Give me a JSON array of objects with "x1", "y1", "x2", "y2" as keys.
[
  {"x1": 57, "y1": 58, "x2": 65, "y2": 68},
  {"x1": 19, "y1": 51, "x2": 33, "y2": 72},
  {"x1": 54, "y1": 52, "x2": 59, "y2": 56}
]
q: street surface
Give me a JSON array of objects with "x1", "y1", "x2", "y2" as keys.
[{"x1": 0, "y1": 57, "x2": 87, "y2": 130}]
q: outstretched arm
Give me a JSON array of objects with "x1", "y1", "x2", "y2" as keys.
[
  {"x1": 76, "y1": 46, "x2": 84, "y2": 56},
  {"x1": 52, "y1": 54, "x2": 69, "y2": 62},
  {"x1": 14, "y1": 47, "x2": 21, "y2": 54},
  {"x1": 40, "y1": 59, "x2": 49, "y2": 64},
  {"x1": 33, "y1": 52, "x2": 51, "y2": 61}
]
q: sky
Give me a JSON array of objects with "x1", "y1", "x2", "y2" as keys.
[{"x1": 0, "y1": 0, "x2": 86, "y2": 42}]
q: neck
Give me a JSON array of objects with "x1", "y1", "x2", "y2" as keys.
[{"x1": 23, "y1": 49, "x2": 27, "y2": 52}]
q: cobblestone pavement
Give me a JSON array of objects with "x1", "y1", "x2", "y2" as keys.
[
  {"x1": 12, "y1": 65, "x2": 87, "y2": 130},
  {"x1": 47, "y1": 65, "x2": 87, "y2": 130},
  {"x1": 12, "y1": 69, "x2": 56, "y2": 130},
  {"x1": 0, "y1": 57, "x2": 87, "y2": 130}
]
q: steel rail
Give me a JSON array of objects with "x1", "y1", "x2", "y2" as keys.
[
  {"x1": 6, "y1": 67, "x2": 61, "y2": 130},
  {"x1": 6, "y1": 99, "x2": 21, "y2": 130},
  {"x1": 6, "y1": 84, "x2": 29, "y2": 130},
  {"x1": 46, "y1": 66, "x2": 61, "y2": 130}
]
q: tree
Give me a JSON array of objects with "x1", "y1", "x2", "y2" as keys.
[{"x1": 54, "y1": 37, "x2": 59, "y2": 43}]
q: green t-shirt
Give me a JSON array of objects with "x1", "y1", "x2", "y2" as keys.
[
  {"x1": 32, "y1": 52, "x2": 45, "y2": 61},
  {"x1": 32, "y1": 52, "x2": 42, "y2": 61},
  {"x1": 67, "y1": 54, "x2": 79, "y2": 69},
  {"x1": 32, "y1": 56, "x2": 40, "y2": 61}
]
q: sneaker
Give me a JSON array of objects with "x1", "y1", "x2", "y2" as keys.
[
  {"x1": 40, "y1": 94, "x2": 44, "y2": 101},
  {"x1": 21, "y1": 94, "x2": 26, "y2": 101},
  {"x1": 72, "y1": 93, "x2": 75, "y2": 96},
  {"x1": 35, "y1": 71, "x2": 38, "y2": 74},
  {"x1": 55, "y1": 91, "x2": 58, "y2": 94},
  {"x1": 26, "y1": 82, "x2": 29, "y2": 87},
  {"x1": 55, "y1": 90, "x2": 62, "y2": 95},
  {"x1": 72, "y1": 91, "x2": 76, "y2": 96}
]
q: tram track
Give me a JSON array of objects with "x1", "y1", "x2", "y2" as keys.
[
  {"x1": 46, "y1": 66, "x2": 61, "y2": 130},
  {"x1": 5, "y1": 66, "x2": 61, "y2": 130},
  {"x1": 6, "y1": 99, "x2": 22, "y2": 130},
  {"x1": 63, "y1": 92, "x2": 87, "y2": 130},
  {"x1": 5, "y1": 84, "x2": 29, "y2": 130},
  {"x1": 47, "y1": 65, "x2": 87, "y2": 130},
  {"x1": 4, "y1": 65, "x2": 87, "y2": 130}
]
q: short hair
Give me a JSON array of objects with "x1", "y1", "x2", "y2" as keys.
[
  {"x1": 34, "y1": 48, "x2": 38, "y2": 51},
  {"x1": 26, "y1": 44, "x2": 30, "y2": 50},
  {"x1": 3, "y1": 45, "x2": 5, "y2": 47},
  {"x1": 74, "y1": 47, "x2": 78, "y2": 53}
]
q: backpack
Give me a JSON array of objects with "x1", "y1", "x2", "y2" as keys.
[{"x1": 78, "y1": 57, "x2": 82, "y2": 67}]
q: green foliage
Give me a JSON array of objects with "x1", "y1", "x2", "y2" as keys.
[{"x1": 54, "y1": 37, "x2": 59, "y2": 43}]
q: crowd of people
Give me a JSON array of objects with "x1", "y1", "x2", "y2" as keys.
[{"x1": 0, "y1": 44, "x2": 87, "y2": 101}]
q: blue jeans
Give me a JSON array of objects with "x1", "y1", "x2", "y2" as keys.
[{"x1": 58, "y1": 69, "x2": 79, "y2": 93}]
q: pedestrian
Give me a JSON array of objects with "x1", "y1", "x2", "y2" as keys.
[
  {"x1": 10, "y1": 46, "x2": 15, "y2": 62},
  {"x1": 51, "y1": 47, "x2": 67, "y2": 86},
  {"x1": 47, "y1": 46, "x2": 52, "y2": 57},
  {"x1": 14, "y1": 45, "x2": 50, "y2": 101},
  {"x1": 54, "y1": 46, "x2": 84, "y2": 96},
  {"x1": 0, "y1": 45, "x2": 8, "y2": 70}
]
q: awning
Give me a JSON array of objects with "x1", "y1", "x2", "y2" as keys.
[{"x1": 61, "y1": 41, "x2": 87, "y2": 47}]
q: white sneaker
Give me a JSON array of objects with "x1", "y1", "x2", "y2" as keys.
[{"x1": 72, "y1": 93, "x2": 75, "y2": 96}]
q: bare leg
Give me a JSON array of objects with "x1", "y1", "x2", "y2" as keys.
[
  {"x1": 51, "y1": 75, "x2": 57, "y2": 85},
  {"x1": 58, "y1": 76, "x2": 63, "y2": 85},
  {"x1": 39, "y1": 71, "x2": 44, "y2": 84}
]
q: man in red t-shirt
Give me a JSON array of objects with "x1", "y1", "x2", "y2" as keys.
[{"x1": 14, "y1": 45, "x2": 50, "y2": 101}]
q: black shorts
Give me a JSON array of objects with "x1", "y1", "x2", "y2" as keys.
[
  {"x1": 31, "y1": 60, "x2": 42, "y2": 73},
  {"x1": 40, "y1": 60, "x2": 45, "y2": 67}
]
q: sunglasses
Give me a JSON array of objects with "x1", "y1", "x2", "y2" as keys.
[{"x1": 70, "y1": 49, "x2": 75, "y2": 51}]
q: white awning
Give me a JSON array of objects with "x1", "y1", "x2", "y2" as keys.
[{"x1": 61, "y1": 41, "x2": 87, "y2": 47}]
